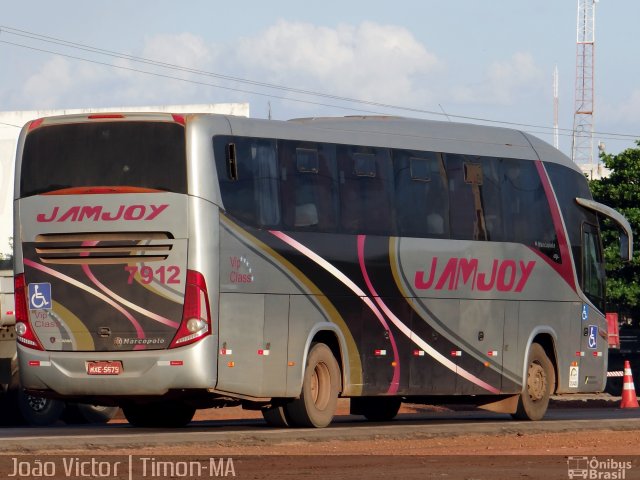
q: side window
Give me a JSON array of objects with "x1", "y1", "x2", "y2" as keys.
[
  {"x1": 582, "y1": 223, "x2": 605, "y2": 312},
  {"x1": 213, "y1": 136, "x2": 280, "y2": 227},
  {"x1": 280, "y1": 141, "x2": 338, "y2": 231},
  {"x1": 479, "y1": 158, "x2": 503, "y2": 241},
  {"x1": 445, "y1": 154, "x2": 486, "y2": 240},
  {"x1": 394, "y1": 150, "x2": 449, "y2": 238},
  {"x1": 339, "y1": 145, "x2": 394, "y2": 235},
  {"x1": 501, "y1": 159, "x2": 559, "y2": 260}
]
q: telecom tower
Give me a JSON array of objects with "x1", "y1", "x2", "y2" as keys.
[{"x1": 571, "y1": 0, "x2": 597, "y2": 167}]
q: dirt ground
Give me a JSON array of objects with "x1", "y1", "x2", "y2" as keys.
[
  {"x1": 29, "y1": 398, "x2": 640, "y2": 455},
  {"x1": 7, "y1": 399, "x2": 640, "y2": 479}
]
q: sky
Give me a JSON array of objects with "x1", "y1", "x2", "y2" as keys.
[{"x1": 1, "y1": 1, "x2": 639, "y2": 158}]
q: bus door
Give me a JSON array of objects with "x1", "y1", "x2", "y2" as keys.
[{"x1": 577, "y1": 223, "x2": 607, "y2": 391}]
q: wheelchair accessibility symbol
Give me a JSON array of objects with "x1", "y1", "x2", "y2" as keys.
[
  {"x1": 587, "y1": 325, "x2": 598, "y2": 350},
  {"x1": 28, "y1": 283, "x2": 52, "y2": 310}
]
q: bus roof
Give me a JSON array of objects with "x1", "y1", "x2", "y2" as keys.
[
  {"x1": 224, "y1": 115, "x2": 581, "y2": 173},
  {"x1": 20, "y1": 112, "x2": 580, "y2": 174}
]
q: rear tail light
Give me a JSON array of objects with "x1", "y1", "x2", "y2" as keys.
[
  {"x1": 169, "y1": 270, "x2": 212, "y2": 348},
  {"x1": 14, "y1": 274, "x2": 44, "y2": 351}
]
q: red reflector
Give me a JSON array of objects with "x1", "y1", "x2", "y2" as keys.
[
  {"x1": 28, "y1": 361, "x2": 40, "y2": 367},
  {"x1": 172, "y1": 114, "x2": 186, "y2": 125},
  {"x1": 28, "y1": 118, "x2": 45, "y2": 131},
  {"x1": 88, "y1": 114, "x2": 125, "y2": 119},
  {"x1": 170, "y1": 360, "x2": 184, "y2": 366}
]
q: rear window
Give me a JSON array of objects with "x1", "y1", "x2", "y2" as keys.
[{"x1": 20, "y1": 121, "x2": 187, "y2": 197}]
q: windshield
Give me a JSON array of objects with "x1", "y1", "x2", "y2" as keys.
[{"x1": 20, "y1": 121, "x2": 187, "y2": 197}]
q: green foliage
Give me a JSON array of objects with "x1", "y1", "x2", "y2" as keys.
[{"x1": 590, "y1": 140, "x2": 640, "y2": 315}]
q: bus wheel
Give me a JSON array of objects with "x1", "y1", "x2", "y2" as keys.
[
  {"x1": 62, "y1": 403, "x2": 120, "y2": 424},
  {"x1": 18, "y1": 390, "x2": 65, "y2": 426},
  {"x1": 351, "y1": 397, "x2": 401, "y2": 421},
  {"x1": 285, "y1": 343, "x2": 340, "y2": 428},
  {"x1": 123, "y1": 401, "x2": 195, "y2": 427},
  {"x1": 261, "y1": 405, "x2": 291, "y2": 427},
  {"x1": 512, "y1": 343, "x2": 555, "y2": 421}
]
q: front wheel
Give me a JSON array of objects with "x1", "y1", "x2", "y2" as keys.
[
  {"x1": 512, "y1": 343, "x2": 555, "y2": 421},
  {"x1": 285, "y1": 343, "x2": 341, "y2": 428}
]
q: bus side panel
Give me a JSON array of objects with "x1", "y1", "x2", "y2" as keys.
[
  {"x1": 458, "y1": 299, "x2": 505, "y2": 394},
  {"x1": 216, "y1": 292, "x2": 290, "y2": 397},
  {"x1": 501, "y1": 301, "x2": 521, "y2": 393},
  {"x1": 518, "y1": 301, "x2": 580, "y2": 393},
  {"x1": 577, "y1": 306, "x2": 607, "y2": 392}
]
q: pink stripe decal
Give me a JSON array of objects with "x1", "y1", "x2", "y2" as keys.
[
  {"x1": 271, "y1": 231, "x2": 499, "y2": 394},
  {"x1": 80, "y1": 242, "x2": 179, "y2": 328},
  {"x1": 357, "y1": 236, "x2": 400, "y2": 393},
  {"x1": 24, "y1": 259, "x2": 145, "y2": 339},
  {"x1": 358, "y1": 236, "x2": 499, "y2": 394},
  {"x1": 270, "y1": 230, "x2": 399, "y2": 394}
]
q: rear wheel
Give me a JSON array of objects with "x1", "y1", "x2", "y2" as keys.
[
  {"x1": 62, "y1": 403, "x2": 120, "y2": 424},
  {"x1": 261, "y1": 404, "x2": 291, "y2": 427},
  {"x1": 123, "y1": 401, "x2": 195, "y2": 427},
  {"x1": 285, "y1": 343, "x2": 340, "y2": 428},
  {"x1": 18, "y1": 390, "x2": 65, "y2": 426},
  {"x1": 351, "y1": 397, "x2": 402, "y2": 421},
  {"x1": 512, "y1": 343, "x2": 555, "y2": 421}
]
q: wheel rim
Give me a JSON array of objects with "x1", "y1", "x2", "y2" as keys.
[
  {"x1": 527, "y1": 361, "x2": 547, "y2": 402},
  {"x1": 26, "y1": 395, "x2": 48, "y2": 412},
  {"x1": 311, "y1": 361, "x2": 331, "y2": 410}
]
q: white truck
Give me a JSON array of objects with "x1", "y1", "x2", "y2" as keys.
[{"x1": 0, "y1": 263, "x2": 118, "y2": 425}]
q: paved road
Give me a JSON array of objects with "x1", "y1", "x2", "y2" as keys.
[{"x1": 0, "y1": 405, "x2": 638, "y2": 452}]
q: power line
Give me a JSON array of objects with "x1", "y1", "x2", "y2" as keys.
[{"x1": 0, "y1": 25, "x2": 638, "y2": 143}]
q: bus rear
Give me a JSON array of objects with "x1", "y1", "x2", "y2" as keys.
[{"x1": 13, "y1": 114, "x2": 215, "y2": 407}]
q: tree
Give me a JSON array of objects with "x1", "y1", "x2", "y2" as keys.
[{"x1": 590, "y1": 141, "x2": 640, "y2": 317}]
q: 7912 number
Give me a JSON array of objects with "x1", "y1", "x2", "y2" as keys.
[{"x1": 124, "y1": 265, "x2": 180, "y2": 285}]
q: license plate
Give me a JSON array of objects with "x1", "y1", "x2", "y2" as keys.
[{"x1": 86, "y1": 361, "x2": 123, "y2": 375}]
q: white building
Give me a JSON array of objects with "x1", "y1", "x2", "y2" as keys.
[{"x1": 0, "y1": 103, "x2": 249, "y2": 255}]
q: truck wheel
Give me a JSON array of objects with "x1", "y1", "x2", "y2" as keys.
[
  {"x1": 285, "y1": 343, "x2": 340, "y2": 428},
  {"x1": 123, "y1": 401, "x2": 195, "y2": 427},
  {"x1": 18, "y1": 390, "x2": 65, "y2": 426},
  {"x1": 512, "y1": 343, "x2": 555, "y2": 421},
  {"x1": 62, "y1": 403, "x2": 120, "y2": 424}
]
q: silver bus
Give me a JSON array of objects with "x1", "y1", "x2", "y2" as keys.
[{"x1": 13, "y1": 113, "x2": 632, "y2": 427}]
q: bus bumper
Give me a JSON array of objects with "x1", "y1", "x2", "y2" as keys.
[{"x1": 17, "y1": 336, "x2": 218, "y2": 397}]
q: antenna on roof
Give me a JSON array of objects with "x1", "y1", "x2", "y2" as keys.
[{"x1": 438, "y1": 104, "x2": 452, "y2": 122}]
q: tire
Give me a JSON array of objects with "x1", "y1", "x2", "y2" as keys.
[
  {"x1": 123, "y1": 401, "x2": 195, "y2": 428},
  {"x1": 512, "y1": 343, "x2": 555, "y2": 421},
  {"x1": 351, "y1": 397, "x2": 401, "y2": 421},
  {"x1": 261, "y1": 405, "x2": 291, "y2": 427},
  {"x1": 62, "y1": 403, "x2": 120, "y2": 424},
  {"x1": 18, "y1": 390, "x2": 65, "y2": 426},
  {"x1": 285, "y1": 343, "x2": 341, "y2": 428}
]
